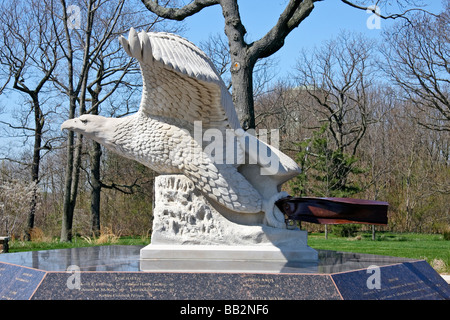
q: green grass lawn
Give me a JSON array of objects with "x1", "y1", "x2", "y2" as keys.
[
  {"x1": 308, "y1": 232, "x2": 450, "y2": 273},
  {"x1": 5, "y1": 232, "x2": 449, "y2": 273},
  {"x1": 8, "y1": 236, "x2": 149, "y2": 253}
]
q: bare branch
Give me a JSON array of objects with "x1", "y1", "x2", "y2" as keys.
[
  {"x1": 249, "y1": 0, "x2": 316, "y2": 61},
  {"x1": 341, "y1": 0, "x2": 439, "y2": 22},
  {"x1": 140, "y1": 0, "x2": 219, "y2": 21},
  {"x1": 100, "y1": 178, "x2": 140, "y2": 195}
]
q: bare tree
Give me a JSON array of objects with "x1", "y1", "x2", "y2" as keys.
[
  {"x1": 0, "y1": 0, "x2": 62, "y2": 240},
  {"x1": 381, "y1": 3, "x2": 450, "y2": 131},
  {"x1": 295, "y1": 32, "x2": 378, "y2": 156},
  {"x1": 288, "y1": 31, "x2": 382, "y2": 198},
  {"x1": 253, "y1": 80, "x2": 309, "y2": 154},
  {"x1": 51, "y1": 0, "x2": 134, "y2": 241},
  {"x1": 200, "y1": 33, "x2": 231, "y2": 82},
  {"x1": 381, "y1": 100, "x2": 450, "y2": 232}
]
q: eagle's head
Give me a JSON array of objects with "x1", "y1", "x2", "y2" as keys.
[{"x1": 61, "y1": 114, "x2": 121, "y2": 150}]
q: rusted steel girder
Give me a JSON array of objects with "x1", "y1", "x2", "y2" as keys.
[{"x1": 275, "y1": 197, "x2": 388, "y2": 225}]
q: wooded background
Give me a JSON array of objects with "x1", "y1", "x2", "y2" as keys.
[{"x1": 0, "y1": 0, "x2": 448, "y2": 241}]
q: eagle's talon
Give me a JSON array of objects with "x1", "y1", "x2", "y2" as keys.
[{"x1": 263, "y1": 191, "x2": 290, "y2": 229}]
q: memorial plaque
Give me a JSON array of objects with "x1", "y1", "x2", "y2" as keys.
[
  {"x1": 403, "y1": 261, "x2": 450, "y2": 298},
  {"x1": 0, "y1": 262, "x2": 46, "y2": 300},
  {"x1": 332, "y1": 260, "x2": 450, "y2": 300},
  {"x1": 31, "y1": 272, "x2": 341, "y2": 300}
]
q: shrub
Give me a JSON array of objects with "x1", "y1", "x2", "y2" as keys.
[
  {"x1": 332, "y1": 224, "x2": 360, "y2": 237},
  {"x1": 430, "y1": 259, "x2": 447, "y2": 273},
  {"x1": 444, "y1": 229, "x2": 450, "y2": 241}
]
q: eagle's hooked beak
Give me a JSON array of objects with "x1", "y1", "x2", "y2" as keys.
[
  {"x1": 61, "y1": 114, "x2": 96, "y2": 133},
  {"x1": 61, "y1": 118, "x2": 79, "y2": 131}
]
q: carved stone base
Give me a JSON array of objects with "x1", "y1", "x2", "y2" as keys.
[{"x1": 140, "y1": 175, "x2": 317, "y2": 270}]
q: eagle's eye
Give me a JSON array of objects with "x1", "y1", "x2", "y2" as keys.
[{"x1": 81, "y1": 119, "x2": 88, "y2": 124}]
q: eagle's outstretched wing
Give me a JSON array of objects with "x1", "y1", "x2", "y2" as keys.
[
  {"x1": 119, "y1": 28, "x2": 240, "y2": 131},
  {"x1": 118, "y1": 28, "x2": 300, "y2": 180},
  {"x1": 118, "y1": 29, "x2": 300, "y2": 222}
]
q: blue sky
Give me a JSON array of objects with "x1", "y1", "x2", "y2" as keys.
[{"x1": 178, "y1": 0, "x2": 445, "y2": 80}]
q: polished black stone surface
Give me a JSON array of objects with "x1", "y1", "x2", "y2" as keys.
[
  {"x1": 0, "y1": 245, "x2": 417, "y2": 273},
  {"x1": 0, "y1": 245, "x2": 142, "y2": 272}
]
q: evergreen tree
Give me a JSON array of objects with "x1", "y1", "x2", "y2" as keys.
[{"x1": 291, "y1": 124, "x2": 364, "y2": 198}]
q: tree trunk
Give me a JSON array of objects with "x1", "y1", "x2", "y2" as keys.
[
  {"x1": 220, "y1": 0, "x2": 257, "y2": 130},
  {"x1": 90, "y1": 142, "x2": 102, "y2": 237},
  {"x1": 61, "y1": 133, "x2": 84, "y2": 242},
  {"x1": 88, "y1": 58, "x2": 104, "y2": 238},
  {"x1": 61, "y1": 131, "x2": 75, "y2": 242},
  {"x1": 61, "y1": 93, "x2": 80, "y2": 242},
  {"x1": 231, "y1": 62, "x2": 256, "y2": 130},
  {"x1": 25, "y1": 95, "x2": 43, "y2": 241}
]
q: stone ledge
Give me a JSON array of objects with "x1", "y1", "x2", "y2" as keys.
[
  {"x1": 140, "y1": 244, "x2": 318, "y2": 272},
  {"x1": 441, "y1": 274, "x2": 450, "y2": 284},
  {"x1": 141, "y1": 244, "x2": 318, "y2": 261}
]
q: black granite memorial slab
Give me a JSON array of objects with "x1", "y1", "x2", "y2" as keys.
[
  {"x1": 31, "y1": 272, "x2": 341, "y2": 300},
  {"x1": 332, "y1": 260, "x2": 450, "y2": 300},
  {"x1": 0, "y1": 262, "x2": 46, "y2": 300},
  {"x1": 0, "y1": 246, "x2": 448, "y2": 300}
]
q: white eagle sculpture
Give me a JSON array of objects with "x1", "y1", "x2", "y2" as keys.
[{"x1": 61, "y1": 28, "x2": 300, "y2": 229}]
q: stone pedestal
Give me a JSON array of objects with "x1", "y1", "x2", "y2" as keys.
[{"x1": 140, "y1": 175, "x2": 317, "y2": 271}]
